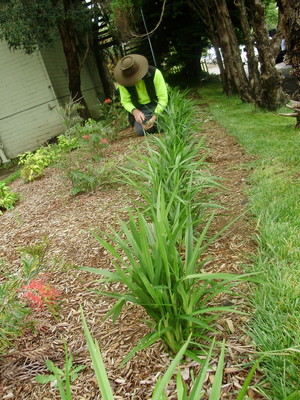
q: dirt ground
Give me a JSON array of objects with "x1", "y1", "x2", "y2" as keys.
[{"x1": 0, "y1": 105, "x2": 263, "y2": 399}]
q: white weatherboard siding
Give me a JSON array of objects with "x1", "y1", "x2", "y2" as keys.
[
  {"x1": 0, "y1": 41, "x2": 64, "y2": 158},
  {"x1": 41, "y1": 41, "x2": 104, "y2": 119}
]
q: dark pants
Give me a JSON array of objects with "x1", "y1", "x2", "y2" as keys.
[{"x1": 128, "y1": 103, "x2": 157, "y2": 136}]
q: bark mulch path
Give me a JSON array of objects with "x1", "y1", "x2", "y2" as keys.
[{"x1": 0, "y1": 108, "x2": 263, "y2": 399}]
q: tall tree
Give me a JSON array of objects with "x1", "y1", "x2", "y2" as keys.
[
  {"x1": 0, "y1": 0, "x2": 94, "y2": 119},
  {"x1": 105, "y1": 0, "x2": 209, "y2": 84},
  {"x1": 188, "y1": 0, "x2": 285, "y2": 110}
]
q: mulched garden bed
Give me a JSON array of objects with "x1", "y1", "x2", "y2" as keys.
[{"x1": 0, "y1": 109, "x2": 263, "y2": 399}]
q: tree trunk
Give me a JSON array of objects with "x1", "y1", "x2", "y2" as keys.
[
  {"x1": 210, "y1": 0, "x2": 255, "y2": 103},
  {"x1": 236, "y1": 0, "x2": 260, "y2": 95},
  {"x1": 247, "y1": 0, "x2": 285, "y2": 110},
  {"x1": 277, "y1": 0, "x2": 300, "y2": 100},
  {"x1": 189, "y1": 0, "x2": 285, "y2": 111},
  {"x1": 55, "y1": 0, "x2": 91, "y2": 120}
]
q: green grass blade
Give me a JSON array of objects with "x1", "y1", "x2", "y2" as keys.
[
  {"x1": 284, "y1": 391, "x2": 300, "y2": 400},
  {"x1": 81, "y1": 307, "x2": 115, "y2": 400},
  {"x1": 119, "y1": 328, "x2": 171, "y2": 368},
  {"x1": 188, "y1": 338, "x2": 216, "y2": 399},
  {"x1": 209, "y1": 340, "x2": 226, "y2": 400},
  {"x1": 236, "y1": 356, "x2": 264, "y2": 400},
  {"x1": 176, "y1": 370, "x2": 189, "y2": 400},
  {"x1": 152, "y1": 335, "x2": 191, "y2": 400}
]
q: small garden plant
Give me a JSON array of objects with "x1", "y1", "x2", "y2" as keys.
[
  {"x1": 0, "y1": 239, "x2": 61, "y2": 354},
  {"x1": 17, "y1": 95, "x2": 127, "y2": 189},
  {"x1": 0, "y1": 181, "x2": 18, "y2": 213}
]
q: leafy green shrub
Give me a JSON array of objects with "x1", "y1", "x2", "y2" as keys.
[
  {"x1": 0, "y1": 181, "x2": 18, "y2": 213},
  {"x1": 19, "y1": 145, "x2": 61, "y2": 182},
  {"x1": 64, "y1": 160, "x2": 118, "y2": 195},
  {"x1": 98, "y1": 96, "x2": 128, "y2": 134},
  {"x1": 0, "y1": 239, "x2": 50, "y2": 353},
  {"x1": 57, "y1": 134, "x2": 79, "y2": 153}
]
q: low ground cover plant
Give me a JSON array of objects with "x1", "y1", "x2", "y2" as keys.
[
  {"x1": 18, "y1": 96, "x2": 127, "y2": 185},
  {"x1": 0, "y1": 181, "x2": 18, "y2": 213},
  {"x1": 36, "y1": 344, "x2": 85, "y2": 400},
  {"x1": 19, "y1": 145, "x2": 62, "y2": 182}
]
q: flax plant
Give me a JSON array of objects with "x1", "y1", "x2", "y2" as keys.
[
  {"x1": 120, "y1": 88, "x2": 222, "y2": 240},
  {"x1": 82, "y1": 188, "x2": 241, "y2": 358},
  {"x1": 82, "y1": 307, "x2": 269, "y2": 399}
]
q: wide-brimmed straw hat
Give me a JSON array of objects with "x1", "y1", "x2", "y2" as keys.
[{"x1": 114, "y1": 54, "x2": 149, "y2": 87}]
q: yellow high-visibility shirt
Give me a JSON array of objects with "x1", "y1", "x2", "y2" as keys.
[{"x1": 118, "y1": 69, "x2": 168, "y2": 115}]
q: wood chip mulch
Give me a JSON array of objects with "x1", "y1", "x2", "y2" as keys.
[{"x1": 0, "y1": 109, "x2": 265, "y2": 399}]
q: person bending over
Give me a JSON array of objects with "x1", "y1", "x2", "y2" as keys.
[{"x1": 114, "y1": 54, "x2": 168, "y2": 136}]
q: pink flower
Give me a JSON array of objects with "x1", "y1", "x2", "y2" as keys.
[
  {"x1": 21, "y1": 275, "x2": 61, "y2": 311},
  {"x1": 82, "y1": 135, "x2": 91, "y2": 140},
  {"x1": 104, "y1": 98, "x2": 112, "y2": 104},
  {"x1": 101, "y1": 138, "x2": 108, "y2": 144}
]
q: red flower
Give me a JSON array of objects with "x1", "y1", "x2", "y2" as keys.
[
  {"x1": 104, "y1": 98, "x2": 112, "y2": 104},
  {"x1": 82, "y1": 135, "x2": 91, "y2": 140},
  {"x1": 21, "y1": 275, "x2": 61, "y2": 311},
  {"x1": 101, "y1": 138, "x2": 108, "y2": 144}
]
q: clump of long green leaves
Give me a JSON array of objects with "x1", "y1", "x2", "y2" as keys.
[
  {"x1": 81, "y1": 88, "x2": 242, "y2": 358},
  {"x1": 81, "y1": 307, "x2": 273, "y2": 399},
  {"x1": 120, "y1": 88, "x2": 222, "y2": 242},
  {"x1": 83, "y1": 188, "x2": 241, "y2": 358}
]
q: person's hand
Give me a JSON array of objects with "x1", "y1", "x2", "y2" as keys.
[
  {"x1": 133, "y1": 109, "x2": 146, "y2": 125},
  {"x1": 142, "y1": 115, "x2": 156, "y2": 130}
]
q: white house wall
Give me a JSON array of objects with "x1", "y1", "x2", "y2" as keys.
[
  {"x1": 0, "y1": 41, "x2": 65, "y2": 159},
  {"x1": 40, "y1": 41, "x2": 105, "y2": 119}
]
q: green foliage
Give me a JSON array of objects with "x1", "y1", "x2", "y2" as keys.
[
  {"x1": 0, "y1": 271, "x2": 31, "y2": 354},
  {"x1": 57, "y1": 134, "x2": 79, "y2": 153},
  {"x1": 0, "y1": 181, "x2": 18, "y2": 213},
  {"x1": 0, "y1": 0, "x2": 92, "y2": 54},
  {"x1": 18, "y1": 145, "x2": 61, "y2": 182},
  {"x1": 56, "y1": 98, "x2": 84, "y2": 132},
  {"x1": 0, "y1": 0, "x2": 61, "y2": 53},
  {"x1": 98, "y1": 96, "x2": 128, "y2": 135},
  {"x1": 264, "y1": 0, "x2": 278, "y2": 30},
  {"x1": 120, "y1": 88, "x2": 221, "y2": 242},
  {"x1": 64, "y1": 160, "x2": 118, "y2": 196},
  {"x1": 136, "y1": 0, "x2": 209, "y2": 80},
  {"x1": 36, "y1": 344, "x2": 85, "y2": 400},
  {"x1": 18, "y1": 236, "x2": 50, "y2": 279},
  {"x1": 81, "y1": 89, "x2": 242, "y2": 359},
  {"x1": 82, "y1": 306, "x2": 270, "y2": 399},
  {"x1": 85, "y1": 192, "x2": 241, "y2": 357},
  {"x1": 0, "y1": 239, "x2": 49, "y2": 354}
]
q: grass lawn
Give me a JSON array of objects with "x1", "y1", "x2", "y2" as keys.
[{"x1": 200, "y1": 81, "x2": 300, "y2": 399}]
